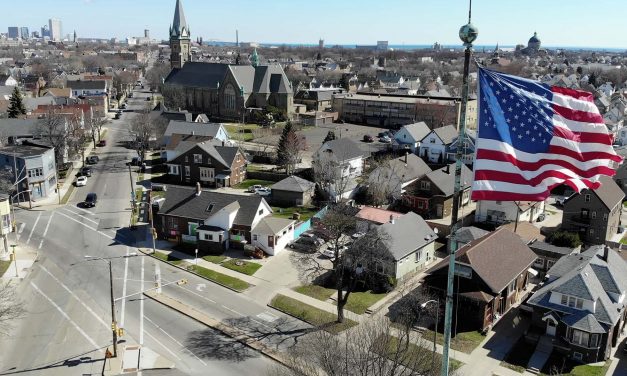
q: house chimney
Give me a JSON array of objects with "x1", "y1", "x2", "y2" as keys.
[
  {"x1": 195, "y1": 182, "x2": 201, "y2": 196},
  {"x1": 389, "y1": 214, "x2": 395, "y2": 224},
  {"x1": 191, "y1": 131, "x2": 195, "y2": 136},
  {"x1": 603, "y1": 245, "x2": 610, "y2": 262},
  {"x1": 222, "y1": 140, "x2": 225, "y2": 147},
  {"x1": 444, "y1": 164, "x2": 450, "y2": 174}
]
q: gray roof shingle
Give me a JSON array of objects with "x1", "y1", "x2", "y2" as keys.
[
  {"x1": 399, "y1": 122, "x2": 430, "y2": 142},
  {"x1": 377, "y1": 212, "x2": 437, "y2": 261},
  {"x1": 270, "y1": 176, "x2": 315, "y2": 192},
  {"x1": 426, "y1": 163, "x2": 473, "y2": 196},
  {"x1": 317, "y1": 138, "x2": 365, "y2": 162},
  {"x1": 432, "y1": 125, "x2": 458, "y2": 144},
  {"x1": 164, "y1": 120, "x2": 224, "y2": 138},
  {"x1": 164, "y1": 62, "x2": 229, "y2": 89},
  {"x1": 159, "y1": 185, "x2": 265, "y2": 227}
]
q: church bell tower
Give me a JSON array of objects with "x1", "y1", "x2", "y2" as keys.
[{"x1": 169, "y1": 0, "x2": 191, "y2": 69}]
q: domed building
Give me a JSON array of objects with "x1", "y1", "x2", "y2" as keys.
[{"x1": 519, "y1": 31, "x2": 545, "y2": 56}]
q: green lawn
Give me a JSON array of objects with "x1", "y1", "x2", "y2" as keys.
[
  {"x1": 421, "y1": 329, "x2": 485, "y2": 354},
  {"x1": 294, "y1": 285, "x2": 335, "y2": 301},
  {"x1": 225, "y1": 123, "x2": 260, "y2": 141},
  {"x1": 152, "y1": 251, "x2": 250, "y2": 291},
  {"x1": 621, "y1": 235, "x2": 627, "y2": 245},
  {"x1": 220, "y1": 259, "x2": 262, "y2": 276},
  {"x1": 269, "y1": 294, "x2": 357, "y2": 334},
  {"x1": 540, "y1": 350, "x2": 611, "y2": 376},
  {"x1": 0, "y1": 260, "x2": 11, "y2": 277},
  {"x1": 272, "y1": 206, "x2": 318, "y2": 221},
  {"x1": 500, "y1": 336, "x2": 537, "y2": 373},
  {"x1": 376, "y1": 335, "x2": 463, "y2": 373},
  {"x1": 233, "y1": 179, "x2": 275, "y2": 190},
  {"x1": 202, "y1": 255, "x2": 227, "y2": 264},
  {"x1": 60, "y1": 184, "x2": 75, "y2": 205},
  {"x1": 343, "y1": 291, "x2": 387, "y2": 314}
]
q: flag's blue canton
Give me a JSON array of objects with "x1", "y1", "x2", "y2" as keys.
[{"x1": 479, "y1": 69, "x2": 556, "y2": 154}]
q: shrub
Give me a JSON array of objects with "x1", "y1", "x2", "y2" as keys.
[{"x1": 547, "y1": 231, "x2": 582, "y2": 248}]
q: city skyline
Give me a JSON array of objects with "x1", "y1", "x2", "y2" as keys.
[{"x1": 3, "y1": 0, "x2": 627, "y2": 49}]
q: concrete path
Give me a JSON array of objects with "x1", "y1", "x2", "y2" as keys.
[{"x1": 526, "y1": 335, "x2": 553, "y2": 374}]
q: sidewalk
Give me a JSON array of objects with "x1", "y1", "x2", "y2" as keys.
[{"x1": 0, "y1": 244, "x2": 38, "y2": 280}]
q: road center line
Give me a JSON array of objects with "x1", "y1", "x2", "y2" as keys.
[
  {"x1": 30, "y1": 281, "x2": 101, "y2": 350},
  {"x1": 26, "y1": 212, "x2": 42, "y2": 244},
  {"x1": 38, "y1": 212, "x2": 54, "y2": 250},
  {"x1": 18, "y1": 223, "x2": 25, "y2": 234},
  {"x1": 144, "y1": 330, "x2": 181, "y2": 360},
  {"x1": 39, "y1": 264, "x2": 109, "y2": 329},
  {"x1": 120, "y1": 247, "x2": 130, "y2": 328},
  {"x1": 56, "y1": 211, "x2": 114, "y2": 240}
]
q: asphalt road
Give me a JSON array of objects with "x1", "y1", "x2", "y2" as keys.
[{"x1": 0, "y1": 85, "x2": 302, "y2": 375}]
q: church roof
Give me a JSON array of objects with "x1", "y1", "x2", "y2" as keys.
[{"x1": 528, "y1": 32, "x2": 541, "y2": 44}]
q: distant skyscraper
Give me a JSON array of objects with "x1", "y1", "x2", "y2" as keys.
[
  {"x1": 169, "y1": 0, "x2": 191, "y2": 69},
  {"x1": 32, "y1": 31, "x2": 40, "y2": 39},
  {"x1": 319, "y1": 38, "x2": 324, "y2": 49},
  {"x1": 7, "y1": 27, "x2": 19, "y2": 39},
  {"x1": 73, "y1": 30, "x2": 77, "y2": 43},
  {"x1": 49, "y1": 18, "x2": 62, "y2": 41},
  {"x1": 41, "y1": 25, "x2": 50, "y2": 38},
  {"x1": 20, "y1": 27, "x2": 29, "y2": 40},
  {"x1": 144, "y1": 29, "x2": 150, "y2": 38}
]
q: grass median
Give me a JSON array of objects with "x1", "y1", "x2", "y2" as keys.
[
  {"x1": 375, "y1": 335, "x2": 463, "y2": 373},
  {"x1": 153, "y1": 251, "x2": 250, "y2": 292},
  {"x1": 221, "y1": 259, "x2": 262, "y2": 275},
  {"x1": 420, "y1": 328, "x2": 485, "y2": 354},
  {"x1": 0, "y1": 260, "x2": 11, "y2": 277},
  {"x1": 269, "y1": 294, "x2": 357, "y2": 334}
]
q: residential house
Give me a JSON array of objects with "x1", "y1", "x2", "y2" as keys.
[
  {"x1": 162, "y1": 134, "x2": 215, "y2": 161},
  {"x1": 66, "y1": 80, "x2": 109, "y2": 109},
  {"x1": 528, "y1": 240, "x2": 580, "y2": 276},
  {"x1": 22, "y1": 75, "x2": 46, "y2": 96},
  {"x1": 393, "y1": 121, "x2": 431, "y2": 153},
  {"x1": 446, "y1": 129, "x2": 476, "y2": 165},
  {"x1": 423, "y1": 227, "x2": 537, "y2": 332},
  {"x1": 375, "y1": 212, "x2": 437, "y2": 280},
  {"x1": 313, "y1": 138, "x2": 366, "y2": 201},
  {"x1": 162, "y1": 120, "x2": 229, "y2": 147},
  {"x1": 269, "y1": 176, "x2": 316, "y2": 207},
  {"x1": 560, "y1": 175, "x2": 624, "y2": 245},
  {"x1": 419, "y1": 124, "x2": 458, "y2": 163},
  {"x1": 402, "y1": 163, "x2": 472, "y2": 219},
  {"x1": 156, "y1": 184, "x2": 294, "y2": 255},
  {"x1": 166, "y1": 141, "x2": 246, "y2": 188},
  {"x1": 0, "y1": 143, "x2": 57, "y2": 201},
  {"x1": 0, "y1": 75, "x2": 18, "y2": 86},
  {"x1": 367, "y1": 153, "x2": 431, "y2": 201},
  {"x1": 454, "y1": 226, "x2": 489, "y2": 248},
  {"x1": 294, "y1": 89, "x2": 342, "y2": 112},
  {"x1": 527, "y1": 246, "x2": 627, "y2": 363},
  {"x1": 355, "y1": 206, "x2": 403, "y2": 233},
  {"x1": 0, "y1": 194, "x2": 11, "y2": 258},
  {"x1": 475, "y1": 200, "x2": 545, "y2": 225}
]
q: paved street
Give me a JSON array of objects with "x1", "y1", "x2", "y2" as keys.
[{"x1": 0, "y1": 86, "x2": 300, "y2": 375}]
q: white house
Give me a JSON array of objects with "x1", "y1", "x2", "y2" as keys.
[
  {"x1": 313, "y1": 138, "x2": 366, "y2": 201},
  {"x1": 597, "y1": 82, "x2": 615, "y2": 98},
  {"x1": 0, "y1": 75, "x2": 18, "y2": 86},
  {"x1": 475, "y1": 200, "x2": 546, "y2": 225},
  {"x1": 251, "y1": 217, "x2": 296, "y2": 256},
  {"x1": 66, "y1": 80, "x2": 108, "y2": 97},
  {"x1": 394, "y1": 122, "x2": 430, "y2": 153},
  {"x1": 162, "y1": 120, "x2": 230, "y2": 148},
  {"x1": 419, "y1": 125, "x2": 458, "y2": 163}
]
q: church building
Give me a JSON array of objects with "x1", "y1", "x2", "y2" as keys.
[{"x1": 164, "y1": 0, "x2": 294, "y2": 121}]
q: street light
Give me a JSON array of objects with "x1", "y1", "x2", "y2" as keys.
[
  {"x1": 195, "y1": 248, "x2": 198, "y2": 266},
  {"x1": 421, "y1": 298, "x2": 439, "y2": 372},
  {"x1": 84, "y1": 253, "x2": 138, "y2": 358},
  {"x1": 10, "y1": 244, "x2": 17, "y2": 277}
]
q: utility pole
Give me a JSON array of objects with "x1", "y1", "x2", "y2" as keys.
[
  {"x1": 128, "y1": 164, "x2": 135, "y2": 228},
  {"x1": 441, "y1": 1, "x2": 477, "y2": 375},
  {"x1": 108, "y1": 259, "x2": 118, "y2": 358},
  {"x1": 148, "y1": 193, "x2": 156, "y2": 254}
]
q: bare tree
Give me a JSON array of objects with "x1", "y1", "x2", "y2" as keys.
[
  {"x1": 268, "y1": 315, "x2": 444, "y2": 376},
  {"x1": 161, "y1": 85, "x2": 187, "y2": 111},
  {"x1": 312, "y1": 151, "x2": 354, "y2": 203},
  {"x1": 292, "y1": 205, "x2": 394, "y2": 323},
  {"x1": 146, "y1": 61, "x2": 172, "y2": 92},
  {"x1": 0, "y1": 168, "x2": 14, "y2": 194},
  {"x1": 35, "y1": 107, "x2": 66, "y2": 165},
  {"x1": 365, "y1": 155, "x2": 406, "y2": 207},
  {"x1": 85, "y1": 112, "x2": 107, "y2": 148},
  {"x1": 0, "y1": 283, "x2": 25, "y2": 335},
  {"x1": 130, "y1": 106, "x2": 159, "y2": 161}
]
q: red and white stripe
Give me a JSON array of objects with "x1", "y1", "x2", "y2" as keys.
[{"x1": 472, "y1": 86, "x2": 622, "y2": 201}]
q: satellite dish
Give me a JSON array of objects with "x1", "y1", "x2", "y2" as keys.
[{"x1": 433, "y1": 228, "x2": 439, "y2": 234}]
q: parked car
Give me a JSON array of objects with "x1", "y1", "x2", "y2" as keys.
[
  {"x1": 80, "y1": 167, "x2": 92, "y2": 177},
  {"x1": 363, "y1": 134, "x2": 374, "y2": 143},
  {"x1": 128, "y1": 93, "x2": 133, "y2": 98},
  {"x1": 146, "y1": 96, "x2": 152, "y2": 101},
  {"x1": 114, "y1": 113, "x2": 121, "y2": 119},
  {"x1": 131, "y1": 156, "x2": 142, "y2": 166},
  {"x1": 300, "y1": 232, "x2": 325, "y2": 246},
  {"x1": 84, "y1": 192, "x2": 97, "y2": 208},
  {"x1": 321, "y1": 245, "x2": 347, "y2": 259},
  {"x1": 75, "y1": 176, "x2": 87, "y2": 187},
  {"x1": 86, "y1": 156, "x2": 99, "y2": 164},
  {"x1": 97, "y1": 140, "x2": 106, "y2": 147},
  {"x1": 255, "y1": 187, "x2": 271, "y2": 196},
  {"x1": 379, "y1": 135, "x2": 392, "y2": 143},
  {"x1": 120, "y1": 103, "x2": 127, "y2": 109},
  {"x1": 248, "y1": 184, "x2": 263, "y2": 193}
]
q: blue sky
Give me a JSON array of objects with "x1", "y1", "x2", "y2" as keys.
[{"x1": 4, "y1": 0, "x2": 627, "y2": 49}]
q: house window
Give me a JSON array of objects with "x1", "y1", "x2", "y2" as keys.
[
  {"x1": 589, "y1": 228, "x2": 594, "y2": 236},
  {"x1": 417, "y1": 200, "x2": 424, "y2": 209},
  {"x1": 547, "y1": 260, "x2": 555, "y2": 269},
  {"x1": 185, "y1": 156, "x2": 188, "y2": 162},
  {"x1": 591, "y1": 211, "x2": 596, "y2": 219},
  {"x1": 415, "y1": 250, "x2": 422, "y2": 262},
  {"x1": 420, "y1": 181, "x2": 430, "y2": 190},
  {"x1": 581, "y1": 209, "x2": 589, "y2": 218},
  {"x1": 566, "y1": 296, "x2": 583, "y2": 309},
  {"x1": 429, "y1": 138, "x2": 435, "y2": 143},
  {"x1": 603, "y1": 213, "x2": 608, "y2": 221},
  {"x1": 253, "y1": 234, "x2": 258, "y2": 241},
  {"x1": 258, "y1": 208, "x2": 264, "y2": 215},
  {"x1": 571, "y1": 330, "x2": 590, "y2": 346},
  {"x1": 184, "y1": 166, "x2": 190, "y2": 177},
  {"x1": 584, "y1": 194, "x2": 591, "y2": 202},
  {"x1": 376, "y1": 262, "x2": 384, "y2": 273},
  {"x1": 1, "y1": 214, "x2": 9, "y2": 229},
  {"x1": 534, "y1": 258, "x2": 544, "y2": 268},
  {"x1": 590, "y1": 334, "x2": 599, "y2": 347},
  {"x1": 507, "y1": 279, "x2": 517, "y2": 295},
  {"x1": 205, "y1": 233, "x2": 213, "y2": 241},
  {"x1": 193, "y1": 154, "x2": 202, "y2": 163},
  {"x1": 561, "y1": 294, "x2": 568, "y2": 305}
]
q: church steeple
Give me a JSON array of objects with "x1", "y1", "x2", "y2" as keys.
[{"x1": 169, "y1": 0, "x2": 191, "y2": 69}]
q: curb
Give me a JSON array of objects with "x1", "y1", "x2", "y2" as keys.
[
  {"x1": 143, "y1": 291, "x2": 292, "y2": 370},
  {"x1": 137, "y1": 248, "x2": 253, "y2": 293}
]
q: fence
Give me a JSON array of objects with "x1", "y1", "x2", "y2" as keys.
[{"x1": 293, "y1": 205, "x2": 329, "y2": 238}]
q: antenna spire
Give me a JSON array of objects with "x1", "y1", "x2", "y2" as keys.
[{"x1": 468, "y1": 0, "x2": 472, "y2": 23}]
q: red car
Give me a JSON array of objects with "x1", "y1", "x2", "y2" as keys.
[{"x1": 97, "y1": 140, "x2": 106, "y2": 147}]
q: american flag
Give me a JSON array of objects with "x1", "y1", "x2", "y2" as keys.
[{"x1": 471, "y1": 68, "x2": 622, "y2": 201}]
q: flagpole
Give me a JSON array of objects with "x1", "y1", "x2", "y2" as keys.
[{"x1": 441, "y1": 2, "x2": 477, "y2": 375}]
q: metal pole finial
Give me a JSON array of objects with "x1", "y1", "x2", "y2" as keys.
[{"x1": 468, "y1": 0, "x2": 472, "y2": 22}]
